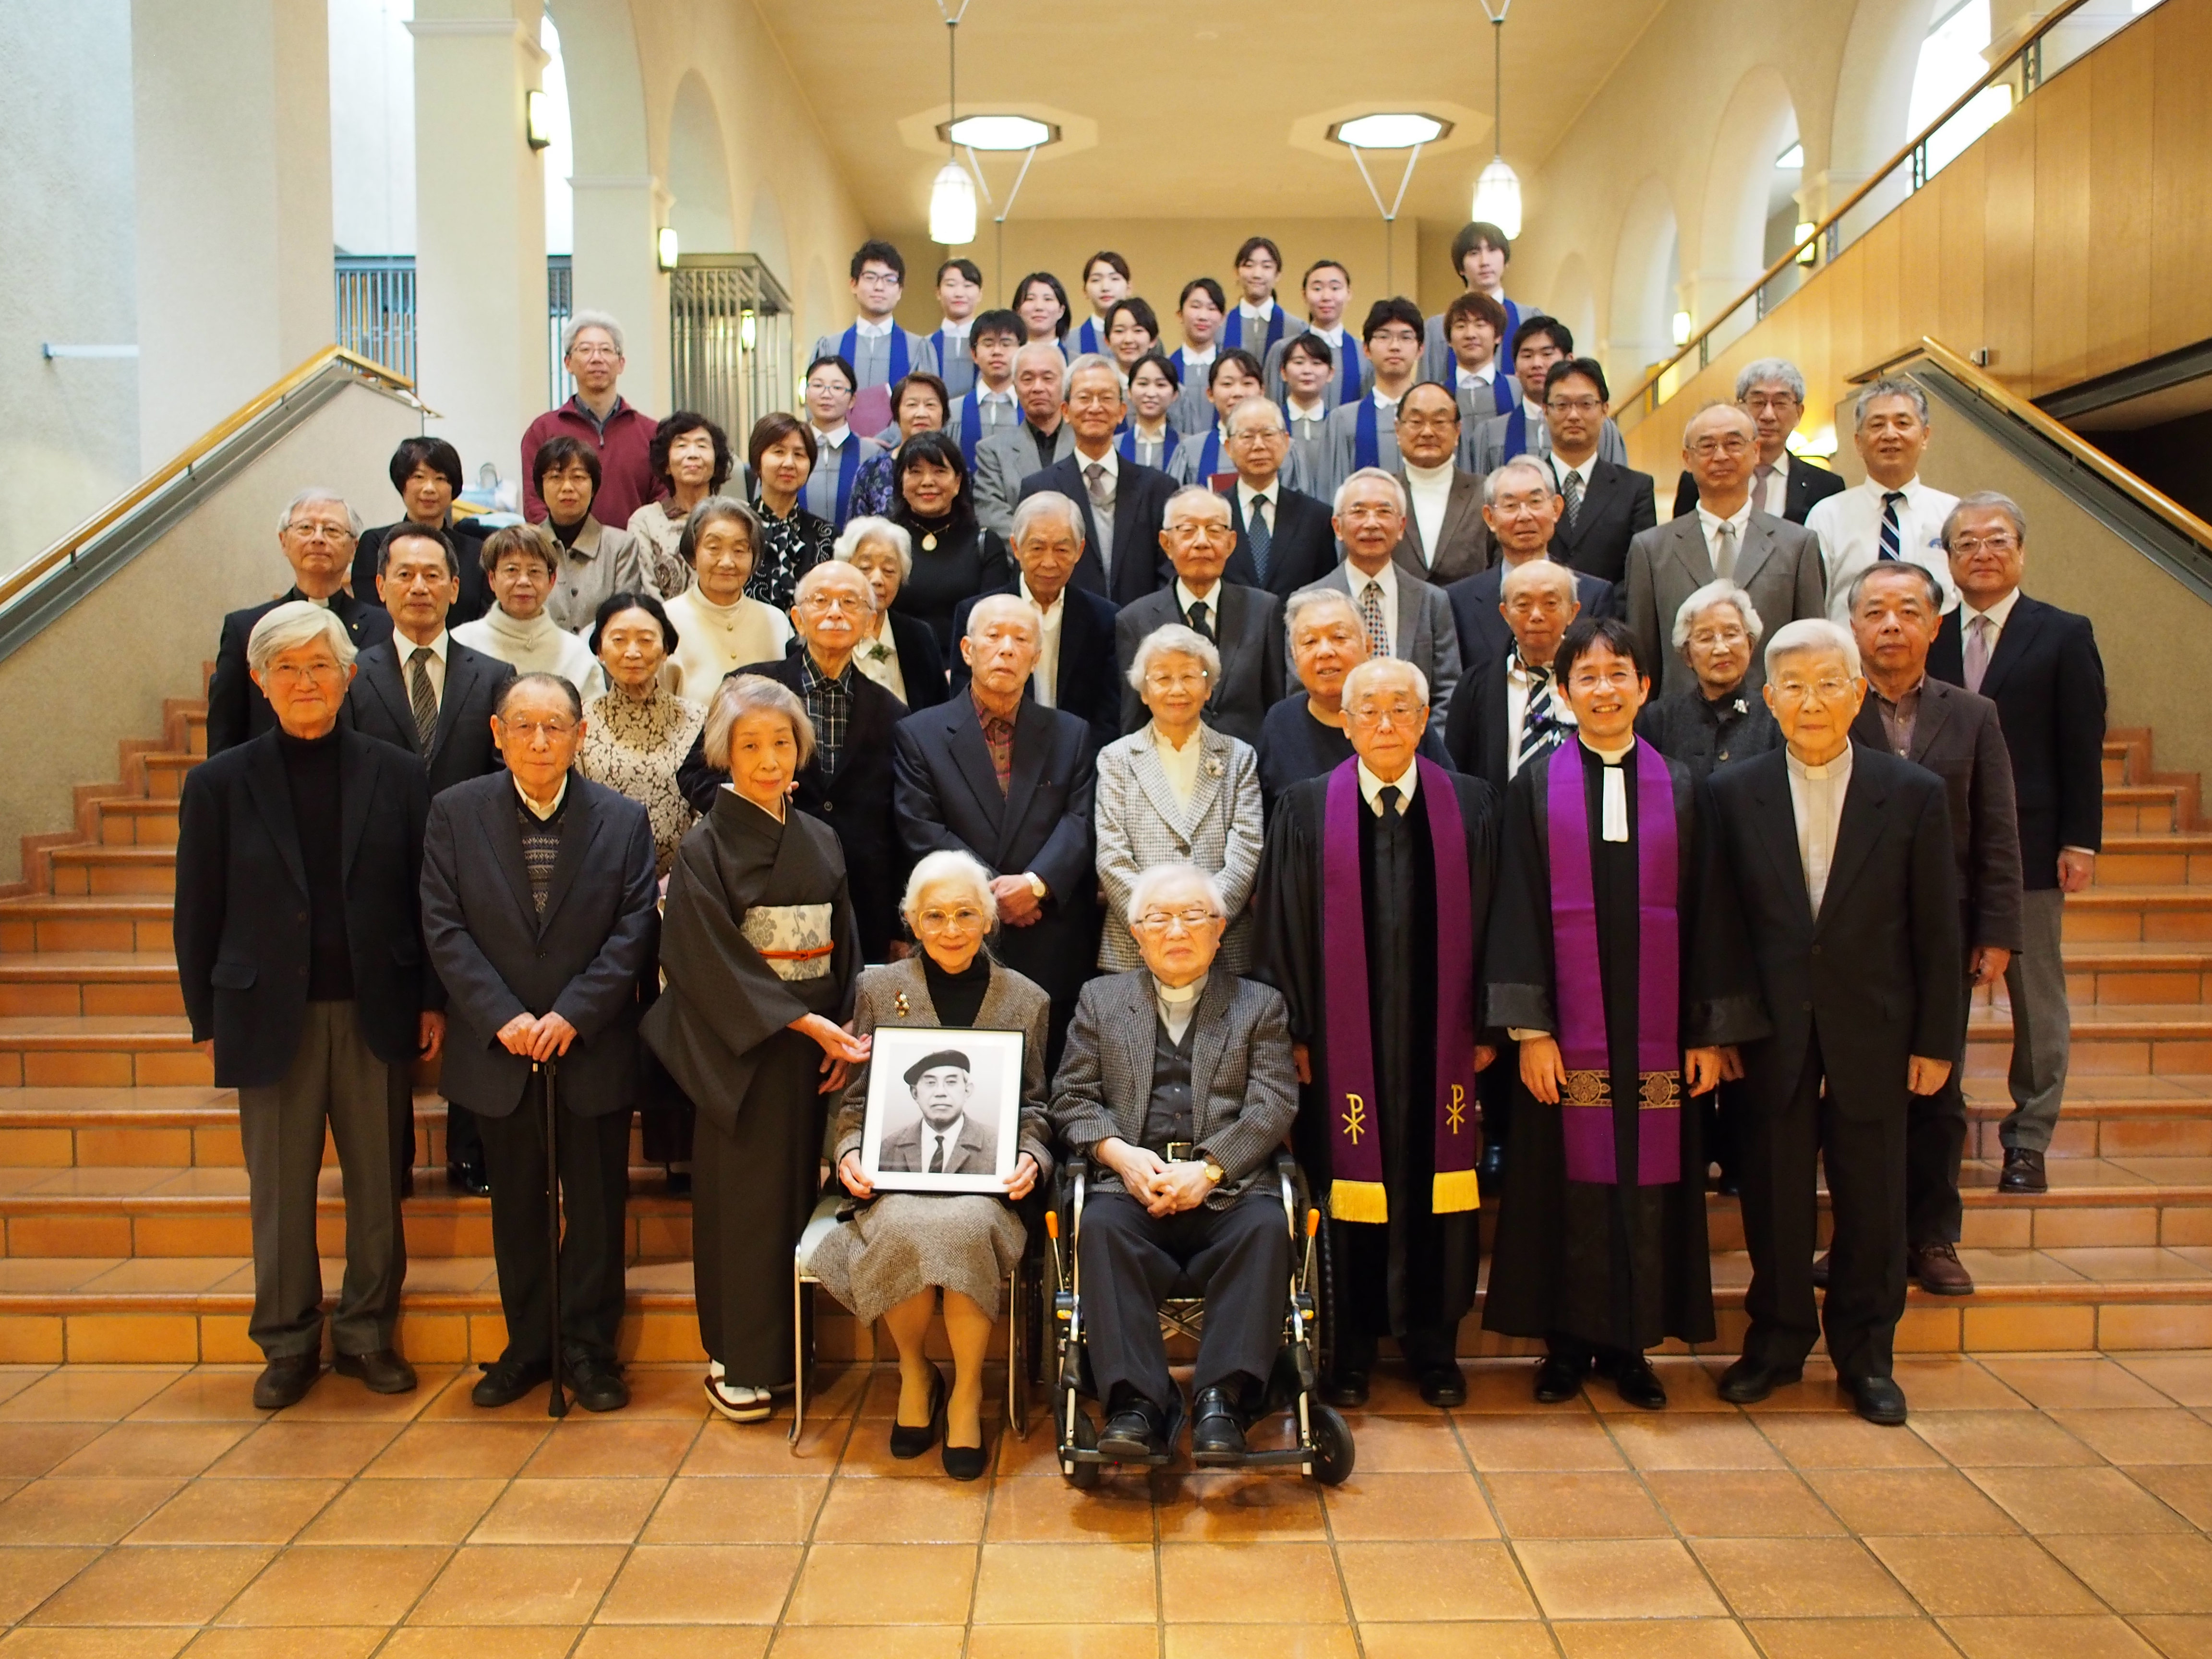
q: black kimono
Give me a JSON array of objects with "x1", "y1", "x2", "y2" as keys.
[
  {"x1": 644, "y1": 791, "x2": 861, "y2": 1385},
  {"x1": 1480, "y1": 742, "x2": 1766, "y2": 1357},
  {"x1": 1256, "y1": 764, "x2": 1498, "y2": 1372}
]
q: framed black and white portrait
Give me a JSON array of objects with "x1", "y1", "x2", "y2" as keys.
[{"x1": 859, "y1": 1027, "x2": 1025, "y2": 1194}]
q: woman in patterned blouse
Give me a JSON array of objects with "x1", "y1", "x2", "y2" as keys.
[
  {"x1": 627, "y1": 412, "x2": 732, "y2": 599},
  {"x1": 578, "y1": 590, "x2": 705, "y2": 876},
  {"x1": 746, "y1": 412, "x2": 835, "y2": 613},
  {"x1": 850, "y1": 372, "x2": 950, "y2": 520}
]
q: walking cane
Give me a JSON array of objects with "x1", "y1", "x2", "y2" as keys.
[{"x1": 538, "y1": 1057, "x2": 568, "y2": 1420}]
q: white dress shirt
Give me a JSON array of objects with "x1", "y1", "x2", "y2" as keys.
[
  {"x1": 1960, "y1": 583, "x2": 2022, "y2": 637},
  {"x1": 1504, "y1": 653, "x2": 1578, "y2": 779},
  {"x1": 1549, "y1": 451, "x2": 1598, "y2": 500},
  {"x1": 1403, "y1": 459, "x2": 1454, "y2": 568},
  {"x1": 1237, "y1": 477, "x2": 1280, "y2": 534},
  {"x1": 1178, "y1": 343, "x2": 1217, "y2": 373},
  {"x1": 1022, "y1": 577, "x2": 1064, "y2": 708},
  {"x1": 1695, "y1": 497, "x2": 1755, "y2": 581},
  {"x1": 972, "y1": 384, "x2": 1017, "y2": 433},
  {"x1": 936, "y1": 318, "x2": 971, "y2": 352},
  {"x1": 1286, "y1": 397, "x2": 1327, "y2": 433},
  {"x1": 920, "y1": 1114, "x2": 967, "y2": 1174},
  {"x1": 854, "y1": 617, "x2": 908, "y2": 704},
  {"x1": 1357, "y1": 757, "x2": 1419, "y2": 815},
  {"x1": 515, "y1": 773, "x2": 569, "y2": 821},
  {"x1": 1785, "y1": 743, "x2": 1855, "y2": 915},
  {"x1": 1806, "y1": 475, "x2": 1960, "y2": 622},
  {"x1": 393, "y1": 628, "x2": 451, "y2": 709},
  {"x1": 1152, "y1": 722, "x2": 1203, "y2": 806},
  {"x1": 1749, "y1": 452, "x2": 1794, "y2": 517},
  {"x1": 1174, "y1": 577, "x2": 1223, "y2": 640},
  {"x1": 1456, "y1": 362, "x2": 1497, "y2": 394},
  {"x1": 1581, "y1": 734, "x2": 1635, "y2": 841},
  {"x1": 1346, "y1": 558, "x2": 1400, "y2": 659}
]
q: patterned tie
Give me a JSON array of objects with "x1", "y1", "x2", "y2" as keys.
[
  {"x1": 1084, "y1": 460, "x2": 1114, "y2": 511},
  {"x1": 1713, "y1": 520, "x2": 1738, "y2": 581},
  {"x1": 928, "y1": 1132, "x2": 947, "y2": 1175},
  {"x1": 1963, "y1": 613, "x2": 1994, "y2": 694},
  {"x1": 1518, "y1": 663, "x2": 1562, "y2": 766},
  {"x1": 1560, "y1": 469, "x2": 1584, "y2": 530},
  {"x1": 1753, "y1": 462, "x2": 1777, "y2": 515},
  {"x1": 1186, "y1": 600, "x2": 1213, "y2": 642},
  {"x1": 408, "y1": 647, "x2": 438, "y2": 754},
  {"x1": 1247, "y1": 495, "x2": 1273, "y2": 584},
  {"x1": 1878, "y1": 490, "x2": 1907, "y2": 562},
  {"x1": 1359, "y1": 580, "x2": 1390, "y2": 658}
]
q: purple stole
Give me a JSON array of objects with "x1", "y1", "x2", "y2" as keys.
[
  {"x1": 839, "y1": 325, "x2": 910, "y2": 388},
  {"x1": 1545, "y1": 740, "x2": 1683, "y2": 1186},
  {"x1": 1321, "y1": 758, "x2": 1480, "y2": 1223}
]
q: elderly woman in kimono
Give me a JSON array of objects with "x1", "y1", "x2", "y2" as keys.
[
  {"x1": 645, "y1": 674, "x2": 869, "y2": 1424},
  {"x1": 808, "y1": 850, "x2": 1052, "y2": 1479}
]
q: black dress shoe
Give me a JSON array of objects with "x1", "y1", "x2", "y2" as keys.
[
  {"x1": 1097, "y1": 1397, "x2": 1168, "y2": 1461},
  {"x1": 570, "y1": 1358, "x2": 629, "y2": 1413},
  {"x1": 1533, "y1": 1355, "x2": 1585, "y2": 1405},
  {"x1": 335, "y1": 1348, "x2": 417, "y2": 1394},
  {"x1": 665, "y1": 1168, "x2": 692, "y2": 1197},
  {"x1": 1190, "y1": 1385, "x2": 1250, "y2": 1465},
  {"x1": 1321, "y1": 1370, "x2": 1370, "y2": 1408},
  {"x1": 1841, "y1": 1373, "x2": 1909, "y2": 1426},
  {"x1": 1608, "y1": 1355, "x2": 1668, "y2": 1411},
  {"x1": 1716, "y1": 1173, "x2": 1741, "y2": 1198},
  {"x1": 473, "y1": 1355, "x2": 552, "y2": 1408},
  {"x1": 1418, "y1": 1363, "x2": 1467, "y2": 1408},
  {"x1": 1998, "y1": 1147, "x2": 2048, "y2": 1194},
  {"x1": 942, "y1": 1436, "x2": 990, "y2": 1481},
  {"x1": 446, "y1": 1157, "x2": 490, "y2": 1197},
  {"x1": 252, "y1": 1352, "x2": 320, "y2": 1411},
  {"x1": 1717, "y1": 1357, "x2": 1802, "y2": 1405},
  {"x1": 1478, "y1": 1139, "x2": 1506, "y2": 1185},
  {"x1": 889, "y1": 1366, "x2": 947, "y2": 1459},
  {"x1": 1811, "y1": 1251, "x2": 1830, "y2": 1289}
]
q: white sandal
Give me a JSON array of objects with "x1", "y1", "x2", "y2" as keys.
[{"x1": 704, "y1": 1368, "x2": 773, "y2": 1423}]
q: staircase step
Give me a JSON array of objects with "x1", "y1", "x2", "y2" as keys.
[
  {"x1": 0, "y1": 1016, "x2": 204, "y2": 1087},
  {"x1": 139, "y1": 753, "x2": 199, "y2": 801},
  {"x1": 46, "y1": 846, "x2": 176, "y2": 897},
  {"x1": 93, "y1": 799, "x2": 179, "y2": 848},
  {"x1": 2104, "y1": 786, "x2": 2186, "y2": 835},
  {"x1": 2062, "y1": 887, "x2": 2212, "y2": 942},
  {"x1": 1967, "y1": 1002, "x2": 2212, "y2": 1074},
  {"x1": 0, "y1": 953, "x2": 184, "y2": 1017},
  {"x1": 0, "y1": 896, "x2": 172, "y2": 954},
  {"x1": 2055, "y1": 943, "x2": 2212, "y2": 1004},
  {"x1": 2094, "y1": 834, "x2": 2212, "y2": 887}
]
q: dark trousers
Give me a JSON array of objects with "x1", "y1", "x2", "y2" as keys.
[
  {"x1": 238, "y1": 999, "x2": 405, "y2": 1360},
  {"x1": 1332, "y1": 1320, "x2": 1461, "y2": 1375},
  {"x1": 1078, "y1": 1189, "x2": 1289, "y2": 1412},
  {"x1": 1479, "y1": 1041, "x2": 1515, "y2": 1154},
  {"x1": 398, "y1": 1073, "x2": 481, "y2": 1175},
  {"x1": 1697, "y1": 1076, "x2": 1747, "y2": 1186},
  {"x1": 1738, "y1": 1038, "x2": 1908, "y2": 1382},
  {"x1": 478, "y1": 1085, "x2": 630, "y2": 1367},
  {"x1": 1905, "y1": 948, "x2": 1976, "y2": 1246}
]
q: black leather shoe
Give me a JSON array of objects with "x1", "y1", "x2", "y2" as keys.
[
  {"x1": 1533, "y1": 1355, "x2": 1585, "y2": 1405},
  {"x1": 1842, "y1": 1373, "x2": 1909, "y2": 1426},
  {"x1": 1190, "y1": 1385, "x2": 1250, "y2": 1465},
  {"x1": 1716, "y1": 1173, "x2": 1741, "y2": 1198},
  {"x1": 252, "y1": 1352, "x2": 320, "y2": 1411},
  {"x1": 1717, "y1": 1357, "x2": 1802, "y2": 1405},
  {"x1": 665, "y1": 1168, "x2": 692, "y2": 1198},
  {"x1": 1418, "y1": 1363, "x2": 1467, "y2": 1408},
  {"x1": 1608, "y1": 1355, "x2": 1668, "y2": 1411},
  {"x1": 334, "y1": 1348, "x2": 417, "y2": 1395},
  {"x1": 472, "y1": 1355, "x2": 552, "y2": 1408},
  {"x1": 942, "y1": 1436, "x2": 990, "y2": 1481},
  {"x1": 1998, "y1": 1147, "x2": 2048, "y2": 1194},
  {"x1": 889, "y1": 1367, "x2": 947, "y2": 1459},
  {"x1": 446, "y1": 1157, "x2": 491, "y2": 1197},
  {"x1": 1321, "y1": 1370, "x2": 1370, "y2": 1408},
  {"x1": 1811, "y1": 1251, "x2": 1831, "y2": 1289},
  {"x1": 570, "y1": 1358, "x2": 629, "y2": 1413},
  {"x1": 1478, "y1": 1138, "x2": 1506, "y2": 1186},
  {"x1": 1097, "y1": 1397, "x2": 1168, "y2": 1461}
]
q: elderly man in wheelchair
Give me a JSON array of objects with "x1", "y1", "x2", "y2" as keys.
[{"x1": 1046, "y1": 861, "x2": 1352, "y2": 1482}]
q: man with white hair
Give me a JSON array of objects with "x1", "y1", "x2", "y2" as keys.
[
  {"x1": 1704, "y1": 618, "x2": 1962, "y2": 1425},
  {"x1": 1444, "y1": 456, "x2": 1615, "y2": 673},
  {"x1": 1113, "y1": 488, "x2": 1286, "y2": 747},
  {"x1": 176, "y1": 602, "x2": 441, "y2": 1411},
  {"x1": 1257, "y1": 588, "x2": 1452, "y2": 811},
  {"x1": 1805, "y1": 377, "x2": 1960, "y2": 622},
  {"x1": 1444, "y1": 558, "x2": 1584, "y2": 794},
  {"x1": 971, "y1": 341, "x2": 1079, "y2": 537},
  {"x1": 895, "y1": 594, "x2": 1100, "y2": 1064},
  {"x1": 1672, "y1": 358, "x2": 1845, "y2": 524},
  {"x1": 1220, "y1": 396, "x2": 1338, "y2": 597},
  {"x1": 521, "y1": 310, "x2": 657, "y2": 529},
  {"x1": 1257, "y1": 656, "x2": 1498, "y2": 1408},
  {"x1": 205, "y1": 488, "x2": 396, "y2": 755},
  {"x1": 1297, "y1": 468, "x2": 1462, "y2": 716},
  {"x1": 1015, "y1": 354, "x2": 1177, "y2": 605}
]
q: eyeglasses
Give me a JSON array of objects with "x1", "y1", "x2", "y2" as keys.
[
  {"x1": 1568, "y1": 667, "x2": 1641, "y2": 693},
  {"x1": 1545, "y1": 396, "x2": 1605, "y2": 415},
  {"x1": 262, "y1": 661, "x2": 345, "y2": 685},
  {"x1": 1227, "y1": 428, "x2": 1286, "y2": 444},
  {"x1": 285, "y1": 519, "x2": 354, "y2": 541},
  {"x1": 1688, "y1": 436, "x2": 1753, "y2": 458},
  {"x1": 1134, "y1": 907, "x2": 1222, "y2": 933},
  {"x1": 1770, "y1": 677, "x2": 1858, "y2": 706},
  {"x1": 498, "y1": 718, "x2": 578, "y2": 739},
  {"x1": 1686, "y1": 625, "x2": 1749, "y2": 649},
  {"x1": 1067, "y1": 389, "x2": 1123, "y2": 409},
  {"x1": 854, "y1": 271, "x2": 902, "y2": 289},
  {"x1": 1347, "y1": 701, "x2": 1423, "y2": 726},
  {"x1": 1144, "y1": 671, "x2": 1211, "y2": 692},
  {"x1": 1948, "y1": 533, "x2": 2020, "y2": 554},
  {"x1": 1338, "y1": 504, "x2": 1401, "y2": 524},
  {"x1": 1743, "y1": 393, "x2": 1801, "y2": 413},
  {"x1": 568, "y1": 345, "x2": 621, "y2": 363},
  {"x1": 915, "y1": 905, "x2": 987, "y2": 932},
  {"x1": 1397, "y1": 413, "x2": 1460, "y2": 433},
  {"x1": 799, "y1": 592, "x2": 872, "y2": 614}
]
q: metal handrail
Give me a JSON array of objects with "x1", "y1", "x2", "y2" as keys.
[
  {"x1": 1867, "y1": 336, "x2": 2212, "y2": 555},
  {"x1": 0, "y1": 347, "x2": 427, "y2": 616},
  {"x1": 1613, "y1": 0, "x2": 2114, "y2": 422}
]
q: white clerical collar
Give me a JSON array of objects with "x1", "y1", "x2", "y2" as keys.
[
  {"x1": 514, "y1": 775, "x2": 568, "y2": 820},
  {"x1": 1357, "y1": 758, "x2": 1419, "y2": 814},
  {"x1": 1787, "y1": 745, "x2": 1854, "y2": 783},
  {"x1": 854, "y1": 316, "x2": 893, "y2": 339},
  {"x1": 1579, "y1": 734, "x2": 1635, "y2": 764},
  {"x1": 1154, "y1": 973, "x2": 1206, "y2": 1006}
]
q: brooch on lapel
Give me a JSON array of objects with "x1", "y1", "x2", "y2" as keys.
[
  {"x1": 893, "y1": 991, "x2": 911, "y2": 1018},
  {"x1": 1732, "y1": 698, "x2": 1747, "y2": 714},
  {"x1": 1205, "y1": 756, "x2": 1225, "y2": 778}
]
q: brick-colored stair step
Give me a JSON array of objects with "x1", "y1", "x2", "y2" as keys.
[
  {"x1": 1966, "y1": 1003, "x2": 2212, "y2": 1074},
  {"x1": 2063, "y1": 887, "x2": 2212, "y2": 943},
  {"x1": 139, "y1": 754, "x2": 200, "y2": 801},
  {"x1": 0, "y1": 953, "x2": 182, "y2": 1017},
  {"x1": 0, "y1": 1015, "x2": 204, "y2": 1087},
  {"x1": 2092, "y1": 835, "x2": 2212, "y2": 887},
  {"x1": 93, "y1": 799, "x2": 179, "y2": 848},
  {"x1": 0, "y1": 896, "x2": 173, "y2": 954},
  {"x1": 46, "y1": 846, "x2": 176, "y2": 897},
  {"x1": 2104, "y1": 786, "x2": 2187, "y2": 835}
]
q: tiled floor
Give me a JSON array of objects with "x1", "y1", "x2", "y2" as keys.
[{"x1": 0, "y1": 1353, "x2": 2210, "y2": 1657}]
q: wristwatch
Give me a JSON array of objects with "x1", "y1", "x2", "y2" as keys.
[
  {"x1": 1025, "y1": 871, "x2": 1048, "y2": 899},
  {"x1": 1202, "y1": 1157, "x2": 1225, "y2": 1186}
]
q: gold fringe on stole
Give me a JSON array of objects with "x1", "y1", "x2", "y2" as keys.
[
  {"x1": 1329, "y1": 1179, "x2": 1390, "y2": 1224},
  {"x1": 1432, "y1": 1167, "x2": 1481, "y2": 1214}
]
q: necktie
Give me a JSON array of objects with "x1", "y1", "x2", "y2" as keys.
[
  {"x1": 1359, "y1": 580, "x2": 1390, "y2": 658},
  {"x1": 1084, "y1": 460, "x2": 1114, "y2": 510},
  {"x1": 1186, "y1": 600, "x2": 1213, "y2": 642},
  {"x1": 1713, "y1": 520, "x2": 1738, "y2": 580},
  {"x1": 1963, "y1": 613, "x2": 1994, "y2": 694},
  {"x1": 1561, "y1": 469, "x2": 1584, "y2": 530},
  {"x1": 1753, "y1": 462, "x2": 1777, "y2": 515},
  {"x1": 408, "y1": 647, "x2": 438, "y2": 754},
  {"x1": 1247, "y1": 495, "x2": 1272, "y2": 584},
  {"x1": 1379, "y1": 784, "x2": 1402, "y2": 820},
  {"x1": 1878, "y1": 490, "x2": 1907, "y2": 562},
  {"x1": 928, "y1": 1132, "x2": 946, "y2": 1175},
  {"x1": 1518, "y1": 664, "x2": 1561, "y2": 766}
]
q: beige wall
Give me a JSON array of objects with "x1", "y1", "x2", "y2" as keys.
[{"x1": 0, "y1": 381, "x2": 420, "y2": 886}]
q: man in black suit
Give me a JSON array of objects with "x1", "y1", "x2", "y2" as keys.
[
  {"x1": 1541, "y1": 359, "x2": 1658, "y2": 585},
  {"x1": 894, "y1": 594, "x2": 1100, "y2": 1065},
  {"x1": 1849, "y1": 562, "x2": 2023, "y2": 1296},
  {"x1": 207, "y1": 489, "x2": 396, "y2": 755},
  {"x1": 1445, "y1": 457, "x2": 1615, "y2": 673},
  {"x1": 420, "y1": 673, "x2": 661, "y2": 1413},
  {"x1": 1444, "y1": 559, "x2": 1587, "y2": 793},
  {"x1": 1706, "y1": 618, "x2": 1962, "y2": 1425},
  {"x1": 950, "y1": 492, "x2": 1122, "y2": 755},
  {"x1": 1929, "y1": 491, "x2": 2106, "y2": 1195},
  {"x1": 1671, "y1": 358, "x2": 1845, "y2": 525},
  {"x1": 1115, "y1": 488, "x2": 1285, "y2": 748},
  {"x1": 1220, "y1": 398, "x2": 1337, "y2": 597},
  {"x1": 1014, "y1": 355, "x2": 1174, "y2": 605},
  {"x1": 1391, "y1": 382, "x2": 1492, "y2": 586},
  {"x1": 344, "y1": 523, "x2": 515, "y2": 1197},
  {"x1": 677, "y1": 561, "x2": 910, "y2": 962},
  {"x1": 173, "y1": 602, "x2": 440, "y2": 1411}
]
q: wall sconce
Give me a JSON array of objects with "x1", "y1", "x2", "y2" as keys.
[
  {"x1": 526, "y1": 89, "x2": 553, "y2": 151},
  {"x1": 656, "y1": 227, "x2": 680, "y2": 273},
  {"x1": 740, "y1": 308, "x2": 757, "y2": 350},
  {"x1": 1793, "y1": 222, "x2": 1819, "y2": 266},
  {"x1": 1671, "y1": 311, "x2": 1692, "y2": 347}
]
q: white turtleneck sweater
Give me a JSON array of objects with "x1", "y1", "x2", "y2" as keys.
[
  {"x1": 451, "y1": 605, "x2": 605, "y2": 699},
  {"x1": 663, "y1": 586, "x2": 794, "y2": 702},
  {"x1": 1403, "y1": 458, "x2": 1455, "y2": 567}
]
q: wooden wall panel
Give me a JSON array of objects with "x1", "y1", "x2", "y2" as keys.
[
  {"x1": 2148, "y1": 1, "x2": 2212, "y2": 357},
  {"x1": 1896, "y1": 187, "x2": 1945, "y2": 350},
  {"x1": 1858, "y1": 215, "x2": 1906, "y2": 373},
  {"x1": 2030, "y1": 70, "x2": 2094, "y2": 392},
  {"x1": 1936, "y1": 147, "x2": 1988, "y2": 358},
  {"x1": 2087, "y1": 23, "x2": 2156, "y2": 378},
  {"x1": 1979, "y1": 109, "x2": 2039, "y2": 389}
]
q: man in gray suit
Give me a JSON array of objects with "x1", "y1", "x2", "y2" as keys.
[
  {"x1": 878, "y1": 1049, "x2": 1000, "y2": 1175},
  {"x1": 970, "y1": 342, "x2": 1077, "y2": 537},
  {"x1": 1391, "y1": 381, "x2": 1491, "y2": 586},
  {"x1": 1467, "y1": 317, "x2": 1629, "y2": 475},
  {"x1": 1621, "y1": 403, "x2": 1826, "y2": 699},
  {"x1": 1294, "y1": 468, "x2": 1462, "y2": 717},
  {"x1": 1050, "y1": 862, "x2": 1300, "y2": 1465},
  {"x1": 1115, "y1": 488, "x2": 1286, "y2": 746}
]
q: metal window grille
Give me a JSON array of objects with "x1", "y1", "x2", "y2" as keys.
[
  {"x1": 668, "y1": 254, "x2": 794, "y2": 449},
  {"x1": 333, "y1": 256, "x2": 416, "y2": 380},
  {"x1": 547, "y1": 255, "x2": 575, "y2": 407}
]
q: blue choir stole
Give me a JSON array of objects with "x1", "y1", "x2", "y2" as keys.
[
  {"x1": 1192, "y1": 428, "x2": 1224, "y2": 482},
  {"x1": 1353, "y1": 397, "x2": 1382, "y2": 473},
  {"x1": 1224, "y1": 306, "x2": 1286, "y2": 357},
  {"x1": 840, "y1": 325, "x2": 910, "y2": 386},
  {"x1": 1117, "y1": 423, "x2": 1180, "y2": 469},
  {"x1": 1076, "y1": 317, "x2": 1102, "y2": 356},
  {"x1": 1502, "y1": 404, "x2": 1532, "y2": 463},
  {"x1": 830, "y1": 434, "x2": 861, "y2": 526},
  {"x1": 958, "y1": 387, "x2": 982, "y2": 469}
]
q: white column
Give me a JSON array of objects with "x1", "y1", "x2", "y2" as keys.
[
  {"x1": 569, "y1": 174, "x2": 670, "y2": 417},
  {"x1": 410, "y1": 0, "x2": 547, "y2": 492},
  {"x1": 132, "y1": 0, "x2": 333, "y2": 465}
]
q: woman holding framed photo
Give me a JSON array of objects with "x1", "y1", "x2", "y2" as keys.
[{"x1": 808, "y1": 850, "x2": 1053, "y2": 1479}]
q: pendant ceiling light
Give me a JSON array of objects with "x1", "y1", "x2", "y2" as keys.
[
  {"x1": 1471, "y1": 0, "x2": 1523, "y2": 237},
  {"x1": 929, "y1": 4, "x2": 978, "y2": 244}
]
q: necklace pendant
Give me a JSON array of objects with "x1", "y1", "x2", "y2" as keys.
[{"x1": 921, "y1": 532, "x2": 938, "y2": 552}]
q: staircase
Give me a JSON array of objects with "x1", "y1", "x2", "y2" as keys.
[{"x1": 0, "y1": 695, "x2": 2208, "y2": 1367}]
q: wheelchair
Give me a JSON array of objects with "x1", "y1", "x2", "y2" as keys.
[{"x1": 1042, "y1": 1150, "x2": 1355, "y2": 1488}]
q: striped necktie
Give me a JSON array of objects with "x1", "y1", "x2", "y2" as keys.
[
  {"x1": 1246, "y1": 495, "x2": 1273, "y2": 584},
  {"x1": 1518, "y1": 661, "x2": 1562, "y2": 766},
  {"x1": 408, "y1": 647, "x2": 438, "y2": 754},
  {"x1": 1560, "y1": 468, "x2": 1584, "y2": 530},
  {"x1": 1878, "y1": 490, "x2": 1907, "y2": 561}
]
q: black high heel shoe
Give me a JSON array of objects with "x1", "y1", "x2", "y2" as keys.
[
  {"x1": 889, "y1": 1366, "x2": 946, "y2": 1459},
  {"x1": 941, "y1": 1431, "x2": 990, "y2": 1482}
]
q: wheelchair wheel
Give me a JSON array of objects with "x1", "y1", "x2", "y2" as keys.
[
  {"x1": 1309, "y1": 1404, "x2": 1356, "y2": 1487},
  {"x1": 1064, "y1": 1401, "x2": 1102, "y2": 1491}
]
